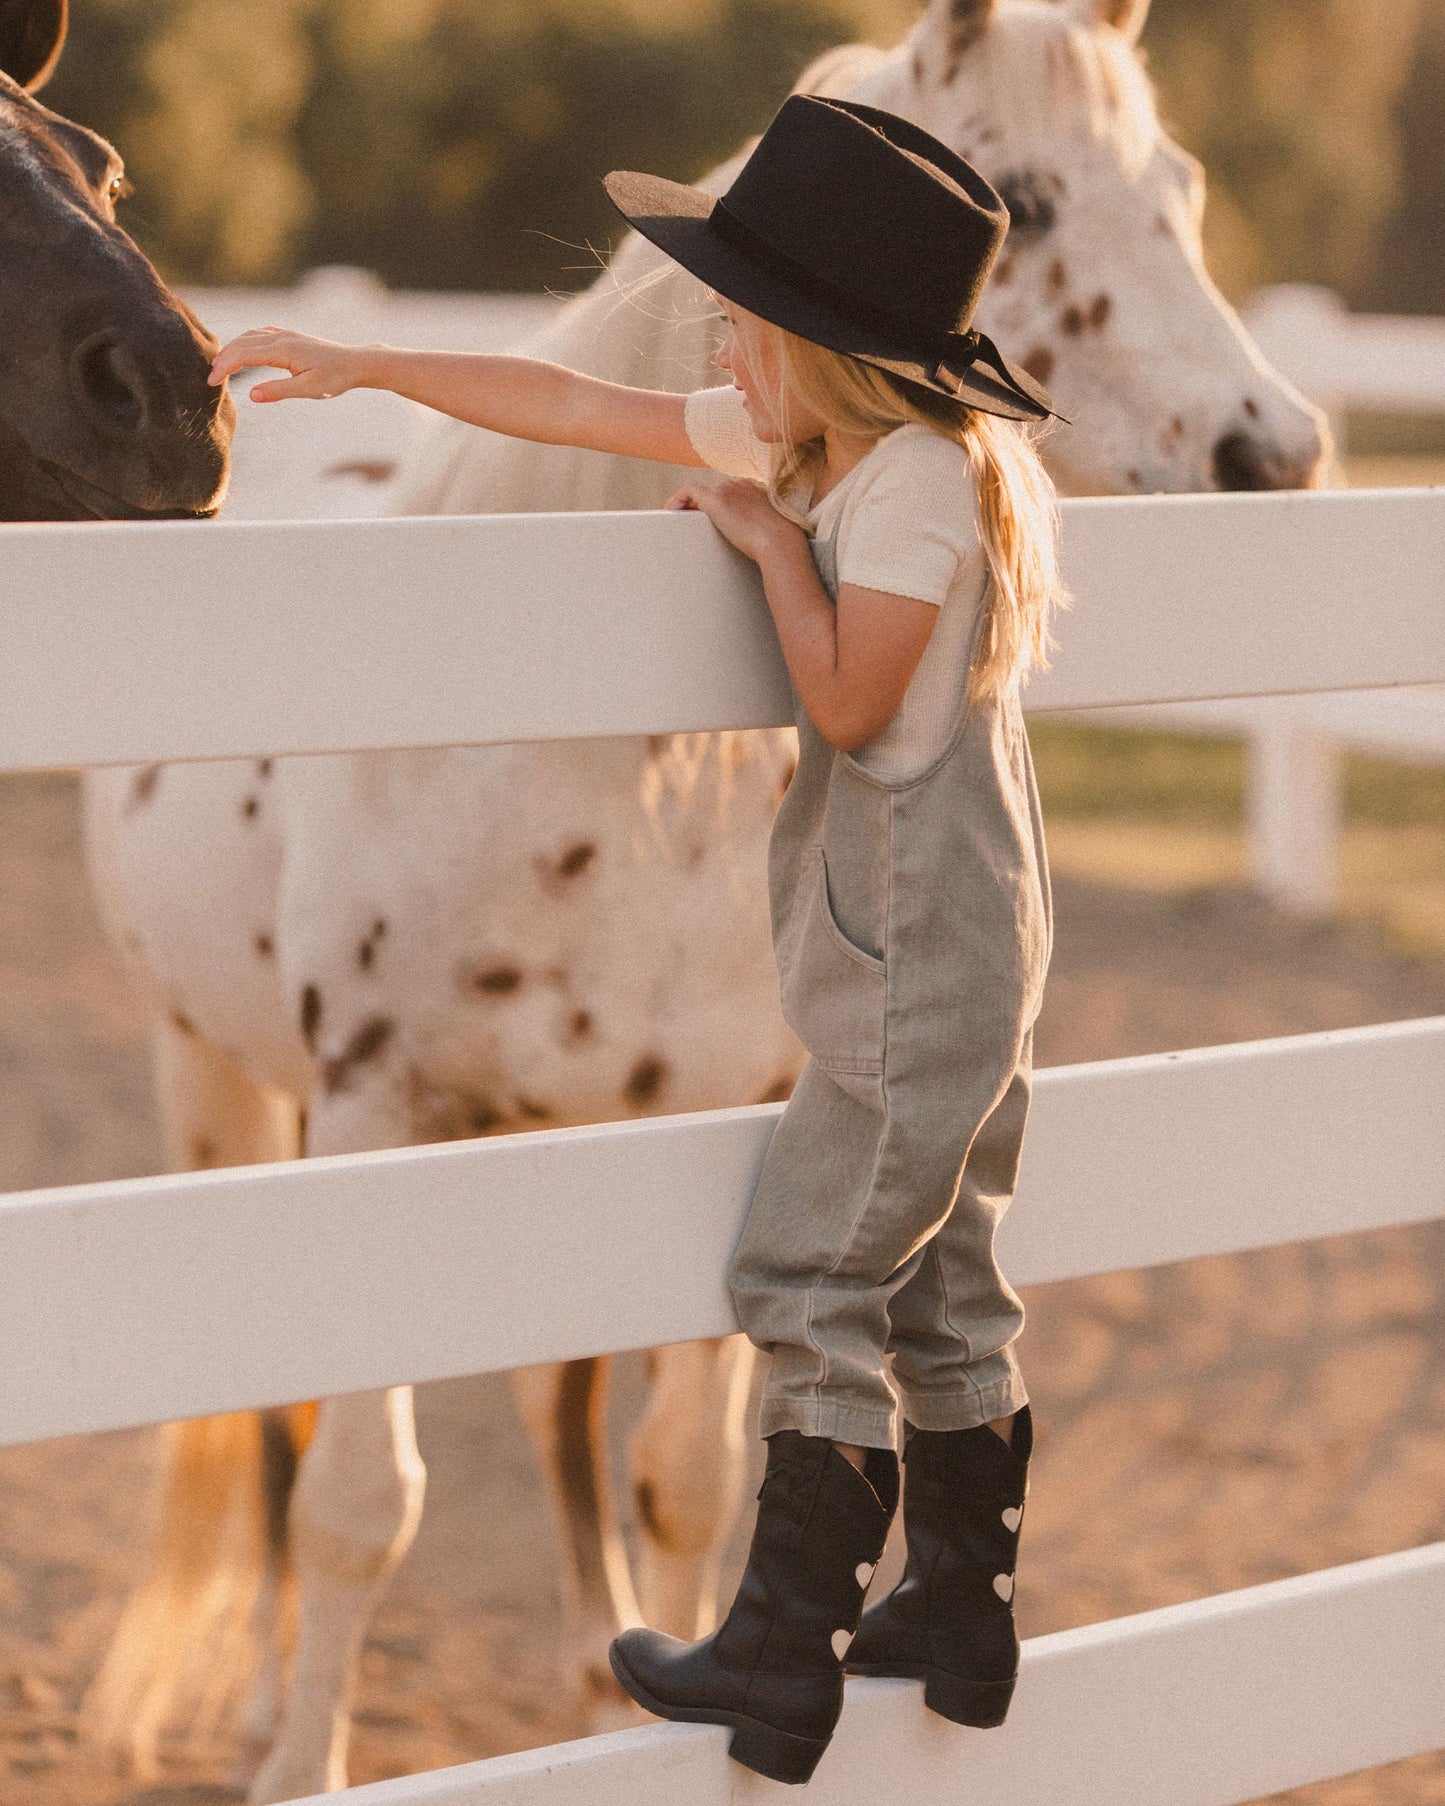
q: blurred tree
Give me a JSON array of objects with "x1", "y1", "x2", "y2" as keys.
[
  {"x1": 46, "y1": 0, "x2": 313, "y2": 282},
  {"x1": 1368, "y1": 0, "x2": 1445, "y2": 312},
  {"x1": 40, "y1": 0, "x2": 1431, "y2": 298},
  {"x1": 292, "y1": 0, "x2": 874, "y2": 290},
  {"x1": 1140, "y1": 0, "x2": 1426, "y2": 301}
]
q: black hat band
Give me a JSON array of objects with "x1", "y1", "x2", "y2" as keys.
[{"x1": 709, "y1": 197, "x2": 980, "y2": 378}]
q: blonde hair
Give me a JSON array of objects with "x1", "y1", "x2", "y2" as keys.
[{"x1": 735, "y1": 311, "x2": 1065, "y2": 702}]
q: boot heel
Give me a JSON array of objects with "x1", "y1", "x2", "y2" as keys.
[
  {"x1": 923, "y1": 1669, "x2": 1015, "y2": 1728},
  {"x1": 728, "y1": 1716, "x2": 831, "y2": 1785}
]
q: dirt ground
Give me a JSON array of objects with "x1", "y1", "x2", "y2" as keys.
[{"x1": 1, "y1": 770, "x2": 1443, "y2": 1806}]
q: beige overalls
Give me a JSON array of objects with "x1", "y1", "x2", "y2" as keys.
[{"x1": 730, "y1": 522, "x2": 1052, "y2": 1451}]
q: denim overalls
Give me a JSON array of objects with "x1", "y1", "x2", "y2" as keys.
[{"x1": 729, "y1": 520, "x2": 1052, "y2": 1451}]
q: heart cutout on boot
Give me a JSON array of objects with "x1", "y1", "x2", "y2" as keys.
[
  {"x1": 855, "y1": 1561, "x2": 875, "y2": 1589},
  {"x1": 993, "y1": 1572, "x2": 1014, "y2": 1602},
  {"x1": 831, "y1": 1628, "x2": 854, "y2": 1660},
  {"x1": 1001, "y1": 1506, "x2": 1022, "y2": 1532}
]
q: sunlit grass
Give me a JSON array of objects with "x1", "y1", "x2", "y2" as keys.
[{"x1": 1029, "y1": 722, "x2": 1445, "y2": 956}]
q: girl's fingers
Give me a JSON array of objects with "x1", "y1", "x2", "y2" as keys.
[{"x1": 249, "y1": 373, "x2": 328, "y2": 404}]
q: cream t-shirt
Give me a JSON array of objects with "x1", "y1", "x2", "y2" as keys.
[{"x1": 683, "y1": 384, "x2": 989, "y2": 783}]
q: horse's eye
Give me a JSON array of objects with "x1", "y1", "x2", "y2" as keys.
[
  {"x1": 995, "y1": 171, "x2": 1056, "y2": 241},
  {"x1": 107, "y1": 171, "x2": 131, "y2": 204}
]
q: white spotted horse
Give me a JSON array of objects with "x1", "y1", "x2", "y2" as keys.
[{"x1": 81, "y1": 1, "x2": 1327, "y2": 1799}]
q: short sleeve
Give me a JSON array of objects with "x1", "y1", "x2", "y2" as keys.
[
  {"x1": 835, "y1": 429, "x2": 979, "y2": 607},
  {"x1": 684, "y1": 385, "x2": 773, "y2": 483}
]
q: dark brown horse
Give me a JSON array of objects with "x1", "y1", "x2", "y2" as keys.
[{"x1": 0, "y1": 0, "x2": 232, "y2": 520}]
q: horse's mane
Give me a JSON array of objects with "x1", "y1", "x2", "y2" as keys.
[{"x1": 967, "y1": 2, "x2": 1160, "y2": 173}]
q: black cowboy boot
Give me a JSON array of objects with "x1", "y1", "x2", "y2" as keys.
[
  {"x1": 609, "y1": 1432, "x2": 898, "y2": 1784},
  {"x1": 845, "y1": 1406, "x2": 1031, "y2": 1727}
]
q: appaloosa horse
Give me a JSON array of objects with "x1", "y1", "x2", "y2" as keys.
[
  {"x1": 80, "y1": 1, "x2": 1327, "y2": 1799},
  {"x1": 0, "y1": 0, "x2": 231, "y2": 521}
]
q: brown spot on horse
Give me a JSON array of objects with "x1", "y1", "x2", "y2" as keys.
[
  {"x1": 568, "y1": 1009, "x2": 594, "y2": 1042},
  {"x1": 1088, "y1": 293, "x2": 1112, "y2": 330},
  {"x1": 557, "y1": 841, "x2": 596, "y2": 878},
  {"x1": 472, "y1": 965, "x2": 523, "y2": 996},
  {"x1": 300, "y1": 985, "x2": 322, "y2": 1051},
  {"x1": 1060, "y1": 305, "x2": 1086, "y2": 338},
  {"x1": 254, "y1": 932, "x2": 274, "y2": 959},
  {"x1": 130, "y1": 765, "x2": 161, "y2": 809},
  {"x1": 1023, "y1": 345, "x2": 1056, "y2": 386},
  {"x1": 323, "y1": 1016, "x2": 396, "y2": 1095},
  {"x1": 241, "y1": 795, "x2": 260, "y2": 821},
  {"x1": 625, "y1": 1056, "x2": 667, "y2": 1105}
]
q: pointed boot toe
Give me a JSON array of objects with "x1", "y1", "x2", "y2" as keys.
[{"x1": 608, "y1": 1433, "x2": 898, "y2": 1784}]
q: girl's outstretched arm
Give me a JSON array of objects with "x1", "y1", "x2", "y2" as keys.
[{"x1": 207, "y1": 328, "x2": 705, "y2": 468}]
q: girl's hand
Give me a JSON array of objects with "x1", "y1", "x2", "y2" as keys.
[
  {"x1": 665, "y1": 475, "x2": 805, "y2": 567},
  {"x1": 208, "y1": 327, "x2": 376, "y2": 402}
]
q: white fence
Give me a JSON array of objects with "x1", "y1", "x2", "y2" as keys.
[
  {"x1": 183, "y1": 269, "x2": 1445, "y2": 916},
  {"x1": 1159, "y1": 285, "x2": 1445, "y2": 913},
  {"x1": 2, "y1": 486, "x2": 1443, "y2": 1804}
]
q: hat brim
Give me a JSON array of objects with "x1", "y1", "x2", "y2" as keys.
[{"x1": 604, "y1": 169, "x2": 1056, "y2": 425}]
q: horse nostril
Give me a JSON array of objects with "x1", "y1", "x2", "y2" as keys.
[
  {"x1": 1211, "y1": 428, "x2": 1322, "y2": 492},
  {"x1": 71, "y1": 331, "x2": 150, "y2": 435}
]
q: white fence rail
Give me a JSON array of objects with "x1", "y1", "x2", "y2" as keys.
[
  {"x1": 2, "y1": 1015, "x2": 1440, "y2": 1447},
  {"x1": 5, "y1": 489, "x2": 1444, "y2": 769},
  {"x1": 3, "y1": 487, "x2": 1443, "y2": 1804},
  {"x1": 1169, "y1": 285, "x2": 1445, "y2": 913},
  {"x1": 179, "y1": 269, "x2": 1445, "y2": 917}
]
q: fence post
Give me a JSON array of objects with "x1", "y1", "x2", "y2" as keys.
[{"x1": 1245, "y1": 702, "x2": 1342, "y2": 914}]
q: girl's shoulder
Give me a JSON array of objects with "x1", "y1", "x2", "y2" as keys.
[
  {"x1": 855, "y1": 421, "x2": 976, "y2": 495},
  {"x1": 834, "y1": 426, "x2": 984, "y2": 606},
  {"x1": 840, "y1": 423, "x2": 982, "y2": 542}
]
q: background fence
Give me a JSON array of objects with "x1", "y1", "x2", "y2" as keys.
[{"x1": 2, "y1": 485, "x2": 1443, "y2": 1802}]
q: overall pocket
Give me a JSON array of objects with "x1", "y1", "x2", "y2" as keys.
[{"x1": 777, "y1": 848, "x2": 887, "y2": 1083}]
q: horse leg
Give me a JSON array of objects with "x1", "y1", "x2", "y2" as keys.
[
  {"x1": 629, "y1": 1336, "x2": 754, "y2": 1639},
  {"x1": 510, "y1": 1359, "x2": 643, "y2": 1729},
  {"x1": 248, "y1": 1387, "x2": 425, "y2": 1803},
  {"x1": 240, "y1": 1404, "x2": 316, "y2": 1751},
  {"x1": 85, "y1": 1016, "x2": 302, "y2": 1779},
  {"x1": 246, "y1": 1082, "x2": 426, "y2": 1803}
]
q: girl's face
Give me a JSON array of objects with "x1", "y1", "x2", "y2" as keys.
[{"x1": 714, "y1": 299, "x2": 824, "y2": 446}]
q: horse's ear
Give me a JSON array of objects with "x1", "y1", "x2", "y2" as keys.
[
  {"x1": 1067, "y1": 0, "x2": 1152, "y2": 44},
  {"x1": 916, "y1": 0, "x2": 997, "y2": 82},
  {"x1": 0, "y1": 0, "x2": 67, "y2": 91}
]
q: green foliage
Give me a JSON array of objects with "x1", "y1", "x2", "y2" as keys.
[
  {"x1": 46, "y1": 0, "x2": 871, "y2": 286},
  {"x1": 1029, "y1": 722, "x2": 1246, "y2": 826},
  {"x1": 1369, "y1": 0, "x2": 1445, "y2": 312},
  {"x1": 40, "y1": 0, "x2": 1435, "y2": 298},
  {"x1": 1140, "y1": 0, "x2": 1426, "y2": 301},
  {"x1": 294, "y1": 0, "x2": 871, "y2": 290},
  {"x1": 1029, "y1": 721, "x2": 1445, "y2": 832}
]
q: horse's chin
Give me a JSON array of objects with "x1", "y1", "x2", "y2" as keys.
[{"x1": 38, "y1": 460, "x2": 223, "y2": 522}]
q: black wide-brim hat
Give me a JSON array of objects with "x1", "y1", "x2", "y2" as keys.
[{"x1": 605, "y1": 94, "x2": 1058, "y2": 424}]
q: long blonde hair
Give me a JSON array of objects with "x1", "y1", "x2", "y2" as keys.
[{"x1": 737, "y1": 313, "x2": 1065, "y2": 701}]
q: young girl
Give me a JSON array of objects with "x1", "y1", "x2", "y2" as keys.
[{"x1": 210, "y1": 94, "x2": 1062, "y2": 1788}]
